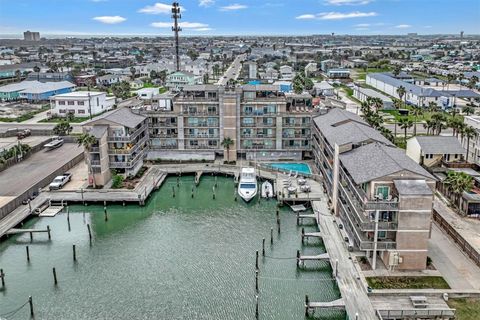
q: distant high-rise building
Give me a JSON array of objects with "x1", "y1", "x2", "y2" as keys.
[
  {"x1": 460, "y1": 31, "x2": 464, "y2": 38},
  {"x1": 23, "y1": 31, "x2": 40, "y2": 41}
]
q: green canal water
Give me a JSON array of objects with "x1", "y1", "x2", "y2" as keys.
[{"x1": 0, "y1": 176, "x2": 343, "y2": 319}]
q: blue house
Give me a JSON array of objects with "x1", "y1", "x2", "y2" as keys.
[{"x1": 17, "y1": 81, "x2": 76, "y2": 101}]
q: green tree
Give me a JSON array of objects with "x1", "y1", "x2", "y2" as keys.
[
  {"x1": 130, "y1": 67, "x2": 136, "y2": 79},
  {"x1": 447, "y1": 73, "x2": 456, "y2": 90},
  {"x1": 53, "y1": 121, "x2": 73, "y2": 136},
  {"x1": 398, "y1": 117, "x2": 413, "y2": 144},
  {"x1": 462, "y1": 105, "x2": 474, "y2": 116},
  {"x1": 221, "y1": 137, "x2": 234, "y2": 163},
  {"x1": 396, "y1": 86, "x2": 406, "y2": 107},
  {"x1": 467, "y1": 76, "x2": 478, "y2": 90},
  {"x1": 431, "y1": 112, "x2": 447, "y2": 135},
  {"x1": 392, "y1": 65, "x2": 402, "y2": 77},
  {"x1": 428, "y1": 101, "x2": 440, "y2": 113},
  {"x1": 77, "y1": 133, "x2": 98, "y2": 188},
  {"x1": 411, "y1": 106, "x2": 423, "y2": 136},
  {"x1": 444, "y1": 170, "x2": 473, "y2": 208},
  {"x1": 186, "y1": 49, "x2": 199, "y2": 61}
]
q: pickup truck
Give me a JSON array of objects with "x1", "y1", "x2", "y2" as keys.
[
  {"x1": 49, "y1": 173, "x2": 72, "y2": 190},
  {"x1": 17, "y1": 129, "x2": 31, "y2": 139}
]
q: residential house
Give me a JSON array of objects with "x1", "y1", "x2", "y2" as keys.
[
  {"x1": 96, "y1": 74, "x2": 129, "y2": 86},
  {"x1": 50, "y1": 91, "x2": 115, "y2": 118},
  {"x1": 406, "y1": 136, "x2": 466, "y2": 168},
  {"x1": 166, "y1": 71, "x2": 196, "y2": 91},
  {"x1": 279, "y1": 65, "x2": 294, "y2": 80},
  {"x1": 353, "y1": 86, "x2": 393, "y2": 109}
]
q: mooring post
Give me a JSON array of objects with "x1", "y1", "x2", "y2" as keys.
[
  {"x1": 296, "y1": 250, "x2": 300, "y2": 268},
  {"x1": 0, "y1": 268, "x2": 5, "y2": 287},
  {"x1": 28, "y1": 295, "x2": 34, "y2": 317},
  {"x1": 296, "y1": 212, "x2": 300, "y2": 226},
  {"x1": 191, "y1": 186, "x2": 194, "y2": 198},
  {"x1": 29, "y1": 231, "x2": 33, "y2": 242},
  {"x1": 47, "y1": 225, "x2": 51, "y2": 240},
  {"x1": 270, "y1": 227, "x2": 273, "y2": 244},
  {"x1": 177, "y1": 176, "x2": 179, "y2": 187},
  {"x1": 276, "y1": 209, "x2": 279, "y2": 225},
  {"x1": 305, "y1": 295, "x2": 310, "y2": 317},
  {"x1": 73, "y1": 245, "x2": 77, "y2": 262},
  {"x1": 52, "y1": 267, "x2": 57, "y2": 285},
  {"x1": 255, "y1": 250, "x2": 259, "y2": 271},
  {"x1": 335, "y1": 259, "x2": 339, "y2": 278},
  {"x1": 215, "y1": 175, "x2": 217, "y2": 188},
  {"x1": 277, "y1": 221, "x2": 280, "y2": 234},
  {"x1": 87, "y1": 223, "x2": 92, "y2": 242},
  {"x1": 301, "y1": 227, "x2": 305, "y2": 244},
  {"x1": 212, "y1": 186, "x2": 216, "y2": 200},
  {"x1": 104, "y1": 206, "x2": 108, "y2": 222},
  {"x1": 172, "y1": 186, "x2": 175, "y2": 198},
  {"x1": 255, "y1": 269, "x2": 259, "y2": 292},
  {"x1": 255, "y1": 295, "x2": 259, "y2": 320},
  {"x1": 26, "y1": 245, "x2": 30, "y2": 262},
  {"x1": 81, "y1": 188, "x2": 84, "y2": 205},
  {"x1": 355, "y1": 312, "x2": 358, "y2": 320},
  {"x1": 262, "y1": 238, "x2": 265, "y2": 256}
]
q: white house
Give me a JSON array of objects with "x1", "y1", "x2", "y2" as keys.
[
  {"x1": 406, "y1": 136, "x2": 466, "y2": 168},
  {"x1": 134, "y1": 87, "x2": 160, "y2": 100},
  {"x1": 50, "y1": 91, "x2": 115, "y2": 118},
  {"x1": 279, "y1": 65, "x2": 294, "y2": 80}
]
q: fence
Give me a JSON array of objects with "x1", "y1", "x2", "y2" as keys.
[
  {"x1": 433, "y1": 209, "x2": 480, "y2": 268},
  {"x1": 0, "y1": 137, "x2": 52, "y2": 172},
  {"x1": 0, "y1": 152, "x2": 84, "y2": 219}
]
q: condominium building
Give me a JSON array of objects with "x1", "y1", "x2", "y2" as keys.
[
  {"x1": 143, "y1": 84, "x2": 314, "y2": 162},
  {"x1": 312, "y1": 108, "x2": 436, "y2": 270},
  {"x1": 23, "y1": 30, "x2": 40, "y2": 41},
  {"x1": 82, "y1": 108, "x2": 149, "y2": 186},
  {"x1": 50, "y1": 91, "x2": 115, "y2": 118}
]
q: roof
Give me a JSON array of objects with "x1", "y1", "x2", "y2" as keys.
[
  {"x1": 393, "y1": 179, "x2": 433, "y2": 196},
  {"x1": 51, "y1": 91, "x2": 105, "y2": 99},
  {"x1": 313, "y1": 108, "x2": 392, "y2": 148},
  {"x1": 414, "y1": 136, "x2": 466, "y2": 155},
  {"x1": 84, "y1": 107, "x2": 146, "y2": 128},
  {"x1": 18, "y1": 81, "x2": 76, "y2": 94},
  {"x1": 339, "y1": 142, "x2": 435, "y2": 184},
  {"x1": 0, "y1": 81, "x2": 39, "y2": 93},
  {"x1": 440, "y1": 90, "x2": 480, "y2": 99},
  {"x1": 354, "y1": 87, "x2": 392, "y2": 102},
  {"x1": 367, "y1": 73, "x2": 444, "y2": 97},
  {"x1": 314, "y1": 81, "x2": 334, "y2": 90},
  {"x1": 88, "y1": 125, "x2": 108, "y2": 139}
]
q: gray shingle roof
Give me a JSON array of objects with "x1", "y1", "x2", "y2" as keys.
[
  {"x1": 339, "y1": 142, "x2": 435, "y2": 184},
  {"x1": 89, "y1": 125, "x2": 108, "y2": 139},
  {"x1": 313, "y1": 108, "x2": 392, "y2": 147},
  {"x1": 394, "y1": 179, "x2": 433, "y2": 196},
  {"x1": 85, "y1": 107, "x2": 146, "y2": 128},
  {"x1": 368, "y1": 73, "x2": 444, "y2": 97},
  {"x1": 414, "y1": 136, "x2": 466, "y2": 155}
]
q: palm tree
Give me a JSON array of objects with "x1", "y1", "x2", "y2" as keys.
[
  {"x1": 77, "y1": 133, "x2": 97, "y2": 188},
  {"x1": 428, "y1": 101, "x2": 440, "y2": 113},
  {"x1": 468, "y1": 76, "x2": 479, "y2": 90},
  {"x1": 423, "y1": 119, "x2": 434, "y2": 135},
  {"x1": 398, "y1": 117, "x2": 413, "y2": 144},
  {"x1": 463, "y1": 125, "x2": 478, "y2": 162},
  {"x1": 447, "y1": 74, "x2": 456, "y2": 90},
  {"x1": 447, "y1": 116, "x2": 464, "y2": 137},
  {"x1": 411, "y1": 106, "x2": 423, "y2": 136},
  {"x1": 53, "y1": 121, "x2": 73, "y2": 136},
  {"x1": 431, "y1": 112, "x2": 447, "y2": 135},
  {"x1": 371, "y1": 97, "x2": 383, "y2": 113},
  {"x1": 221, "y1": 137, "x2": 234, "y2": 163},
  {"x1": 457, "y1": 73, "x2": 465, "y2": 90},
  {"x1": 396, "y1": 86, "x2": 406, "y2": 108},
  {"x1": 462, "y1": 105, "x2": 474, "y2": 116},
  {"x1": 444, "y1": 170, "x2": 473, "y2": 208}
]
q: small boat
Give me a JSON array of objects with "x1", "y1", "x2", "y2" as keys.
[
  {"x1": 238, "y1": 167, "x2": 257, "y2": 202},
  {"x1": 261, "y1": 181, "x2": 274, "y2": 198},
  {"x1": 44, "y1": 137, "x2": 64, "y2": 150}
]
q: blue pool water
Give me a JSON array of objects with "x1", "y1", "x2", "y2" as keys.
[{"x1": 267, "y1": 162, "x2": 312, "y2": 175}]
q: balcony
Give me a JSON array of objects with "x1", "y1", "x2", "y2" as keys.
[
  {"x1": 90, "y1": 147, "x2": 100, "y2": 153},
  {"x1": 90, "y1": 160, "x2": 101, "y2": 167},
  {"x1": 108, "y1": 123, "x2": 147, "y2": 142},
  {"x1": 110, "y1": 150, "x2": 144, "y2": 168},
  {"x1": 176, "y1": 96, "x2": 219, "y2": 103},
  {"x1": 241, "y1": 133, "x2": 275, "y2": 138},
  {"x1": 185, "y1": 122, "x2": 219, "y2": 128},
  {"x1": 150, "y1": 133, "x2": 178, "y2": 138},
  {"x1": 359, "y1": 240, "x2": 396, "y2": 250},
  {"x1": 283, "y1": 122, "x2": 310, "y2": 127},
  {"x1": 108, "y1": 135, "x2": 148, "y2": 155},
  {"x1": 151, "y1": 122, "x2": 178, "y2": 128},
  {"x1": 182, "y1": 110, "x2": 219, "y2": 116},
  {"x1": 184, "y1": 134, "x2": 219, "y2": 139}
]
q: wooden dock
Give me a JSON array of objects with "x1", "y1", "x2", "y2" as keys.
[
  {"x1": 305, "y1": 296, "x2": 345, "y2": 317},
  {"x1": 296, "y1": 212, "x2": 317, "y2": 225},
  {"x1": 296, "y1": 250, "x2": 330, "y2": 267},
  {"x1": 301, "y1": 228, "x2": 322, "y2": 244},
  {"x1": 6, "y1": 225, "x2": 51, "y2": 240}
]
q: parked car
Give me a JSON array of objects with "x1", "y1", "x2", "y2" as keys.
[
  {"x1": 49, "y1": 173, "x2": 72, "y2": 190},
  {"x1": 17, "y1": 129, "x2": 31, "y2": 139},
  {"x1": 44, "y1": 137, "x2": 64, "y2": 151}
]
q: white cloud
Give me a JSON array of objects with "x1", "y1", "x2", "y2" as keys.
[
  {"x1": 220, "y1": 4, "x2": 248, "y2": 11},
  {"x1": 296, "y1": 14, "x2": 316, "y2": 20},
  {"x1": 395, "y1": 24, "x2": 411, "y2": 28},
  {"x1": 355, "y1": 23, "x2": 370, "y2": 27},
  {"x1": 139, "y1": 2, "x2": 185, "y2": 14},
  {"x1": 325, "y1": 0, "x2": 373, "y2": 5},
  {"x1": 355, "y1": 27, "x2": 369, "y2": 31},
  {"x1": 151, "y1": 21, "x2": 209, "y2": 28},
  {"x1": 297, "y1": 11, "x2": 377, "y2": 20},
  {"x1": 192, "y1": 27, "x2": 213, "y2": 31},
  {"x1": 199, "y1": 0, "x2": 215, "y2": 7},
  {"x1": 92, "y1": 16, "x2": 126, "y2": 24}
]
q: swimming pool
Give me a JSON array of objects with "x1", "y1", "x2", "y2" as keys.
[{"x1": 266, "y1": 162, "x2": 312, "y2": 175}]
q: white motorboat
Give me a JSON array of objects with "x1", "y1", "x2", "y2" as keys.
[
  {"x1": 238, "y1": 167, "x2": 257, "y2": 202},
  {"x1": 261, "y1": 181, "x2": 274, "y2": 198}
]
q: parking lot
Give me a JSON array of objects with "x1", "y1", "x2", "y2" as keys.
[{"x1": 0, "y1": 143, "x2": 83, "y2": 198}]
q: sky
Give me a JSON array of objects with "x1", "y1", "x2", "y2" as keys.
[{"x1": 0, "y1": 0, "x2": 479, "y2": 37}]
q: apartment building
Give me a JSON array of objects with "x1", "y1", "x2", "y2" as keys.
[
  {"x1": 82, "y1": 108, "x2": 149, "y2": 186},
  {"x1": 50, "y1": 91, "x2": 115, "y2": 118},
  {"x1": 312, "y1": 108, "x2": 436, "y2": 270},
  {"x1": 143, "y1": 84, "x2": 314, "y2": 162}
]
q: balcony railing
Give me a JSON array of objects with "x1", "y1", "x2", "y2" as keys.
[
  {"x1": 90, "y1": 147, "x2": 100, "y2": 153},
  {"x1": 241, "y1": 134, "x2": 275, "y2": 138},
  {"x1": 184, "y1": 134, "x2": 219, "y2": 139},
  {"x1": 109, "y1": 150, "x2": 144, "y2": 168},
  {"x1": 108, "y1": 123, "x2": 147, "y2": 142},
  {"x1": 108, "y1": 135, "x2": 148, "y2": 155},
  {"x1": 359, "y1": 240, "x2": 396, "y2": 250},
  {"x1": 182, "y1": 111, "x2": 219, "y2": 116},
  {"x1": 185, "y1": 122, "x2": 219, "y2": 127},
  {"x1": 90, "y1": 160, "x2": 101, "y2": 166},
  {"x1": 283, "y1": 122, "x2": 311, "y2": 127}
]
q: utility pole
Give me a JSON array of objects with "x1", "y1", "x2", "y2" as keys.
[{"x1": 172, "y1": 2, "x2": 182, "y2": 72}]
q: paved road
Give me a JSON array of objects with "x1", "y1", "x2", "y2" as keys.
[
  {"x1": 0, "y1": 143, "x2": 83, "y2": 197},
  {"x1": 216, "y1": 54, "x2": 246, "y2": 85}
]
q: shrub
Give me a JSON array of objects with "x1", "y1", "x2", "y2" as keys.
[{"x1": 111, "y1": 174, "x2": 124, "y2": 189}]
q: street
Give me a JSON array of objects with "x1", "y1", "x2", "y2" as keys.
[{"x1": 216, "y1": 54, "x2": 246, "y2": 85}]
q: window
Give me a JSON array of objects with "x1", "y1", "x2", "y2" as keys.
[
  {"x1": 78, "y1": 101, "x2": 85, "y2": 106},
  {"x1": 59, "y1": 109, "x2": 66, "y2": 113},
  {"x1": 78, "y1": 109, "x2": 85, "y2": 114},
  {"x1": 58, "y1": 101, "x2": 66, "y2": 105},
  {"x1": 377, "y1": 231, "x2": 386, "y2": 238},
  {"x1": 67, "y1": 101, "x2": 74, "y2": 105},
  {"x1": 376, "y1": 186, "x2": 390, "y2": 199}
]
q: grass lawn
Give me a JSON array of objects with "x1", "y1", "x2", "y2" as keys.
[
  {"x1": 0, "y1": 104, "x2": 49, "y2": 123},
  {"x1": 447, "y1": 298, "x2": 480, "y2": 320},
  {"x1": 382, "y1": 108, "x2": 463, "y2": 123},
  {"x1": 40, "y1": 117, "x2": 90, "y2": 123},
  {"x1": 366, "y1": 276, "x2": 450, "y2": 289}
]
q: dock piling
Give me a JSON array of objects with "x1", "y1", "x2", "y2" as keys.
[
  {"x1": 104, "y1": 206, "x2": 108, "y2": 222},
  {"x1": 47, "y1": 225, "x2": 51, "y2": 240},
  {"x1": 52, "y1": 267, "x2": 58, "y2": 285},
  {"x1": 296, "y1": 250, "x2": 301, "y2": 268},
  {"x1": 26, "y1": 245, "x2": 30, "y2": 262},
  {"x1": 270, "y1": 227, "x2": 273, "y2": 244},
  {"x1": 277, "y1": 222, "x2": 280, "y2": 234},
  {"x1": 87, "y1": 224, "x2": 92, "y2": 242},
  {"x1": 262, "y1": 238, "x2": 265, "y2": 256},
  {"x1": 28, "y1": 296, "x2": 34, "y2": 317},
  {"x1": 1, "y1": 268, "x2": 5, "y2": 287},
  {"x1": 255, "y1": 269, "x2": 259, "y2": 292},
  {"x1": 335, "y1": 259, "x2": 339, "y2": 277},
  {"x1": 29, "y1": 231, "x2": 33, "y2": 242},
  {"x1": 276, "y1": 209, "x2": 280, "y2": 225},
  {"x1": 255, "y1": 250, "x2": 259, "y2": 271},
  {"x1": 255, "y1": 295, "x2": 259, "y2": 320},
  {"x1": 301, "y1": 228, "x2": 305, "y2": 244},
  {"x1": 305, "y1": 295, "x2": 310, "y2": 317},
  {"x1": 191, "y1": 186, "x2": 194, "y2": 198},
  {"x1": 172, "y1": 186, "x2": 175, "y2": 198},
  {"x1": 73, "y1": 245, "x2": 77, "y2": 262}
]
